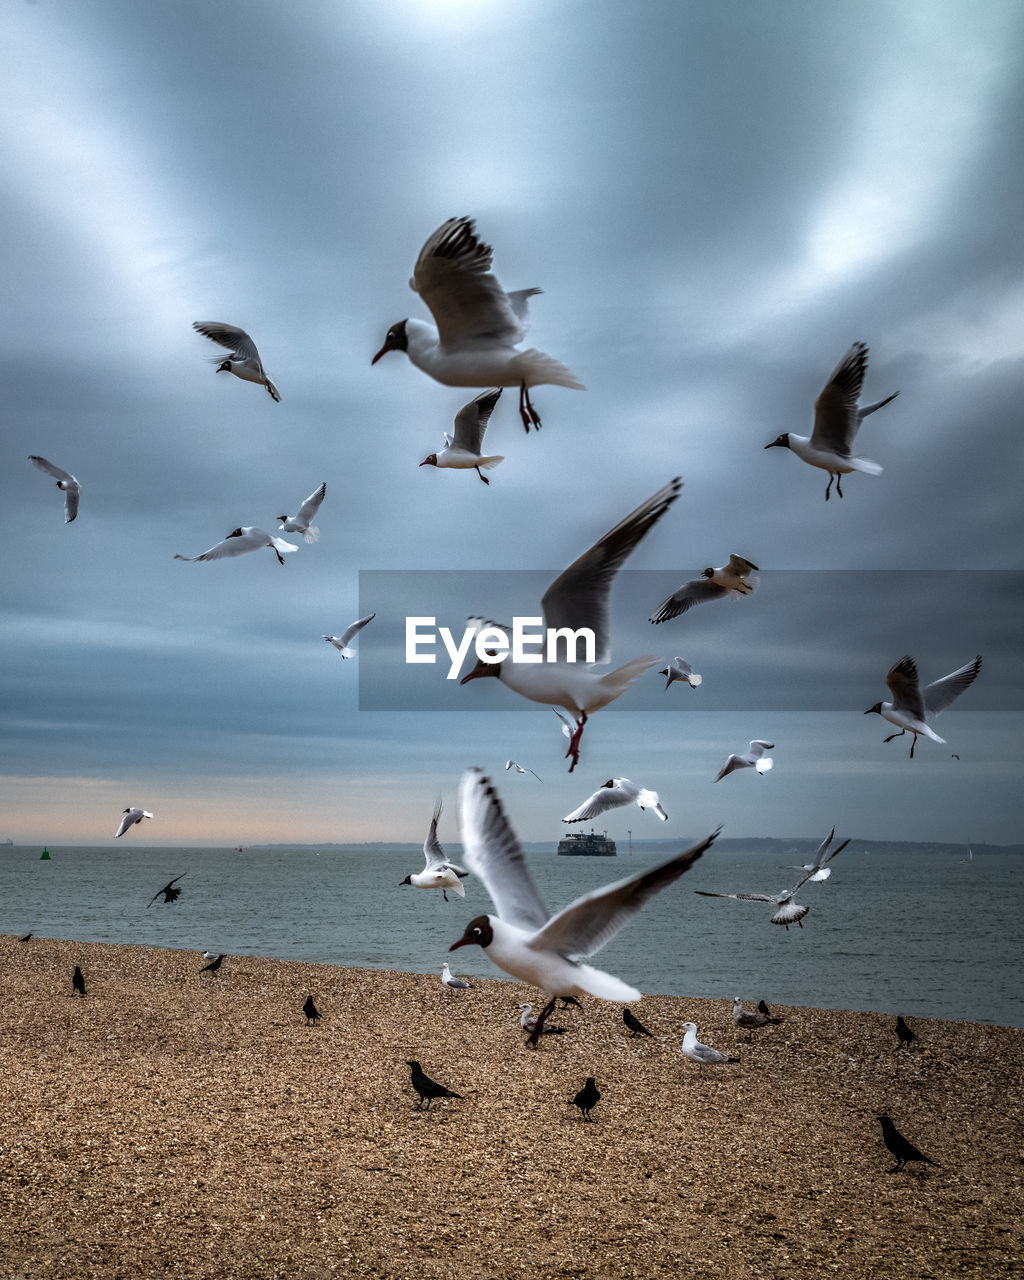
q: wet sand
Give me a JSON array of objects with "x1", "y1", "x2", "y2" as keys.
[{"x1": 0, "y1": 936, "x2": 1021, "y2": 1278}]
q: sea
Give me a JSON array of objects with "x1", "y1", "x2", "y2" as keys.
[{"x1": 1, "y1": 844, "x2": 1021, "y2": 1027}]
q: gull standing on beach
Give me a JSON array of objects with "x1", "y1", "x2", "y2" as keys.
[
  {"x1": 779, "y1": 827, "x2": 846, "y2": 881},
  {"x1": 450, "y1": 768, "x2": 720, "y2": 1044},
  {"x1": 441, "y1": 962, "x2": 474, "y2": 993},
  {"x1": 694, "y1": 848, "x2": 846, "y2": 929},
  {"x1": 399, "y1": 799, "x2": 468, "y2": 901},
  {"x1": 732, "y1": 997, "x2": 782, "y2": 1031},
  {"x1": 323, "y1": 613, "x2": 376, "y2": 659},
  {"x1": 680, "y1": 1023, "x2": 739, "y2": 1076},
  {"x1": 865, "y1": 655, "x2": 983, "y2": 758},
  {"x1": 175, "y1": 527, "x2": 298, "y2": 566},
  {"x1": 764, "y1": 341, "x2": 898, "y2": 499},
  {"x1": 460, "y1": 477, "x2": 683, "y2": 771},
  {"x1": 562, "y1": 778, "x2": 668, "y2": 824},
  {"x1": 372, "y1": 217, "x2": 584, "y2": 432},
  {"x1": 714, "y1": 740, "x2": 774, "y2": 782},
  {"x1": 420, "y1": 388, "x2": 505, "y2": 484},
  {"x1": 278, "y1": 483, "x2": 326, "y2": 543},
  {"x1": 659, "y1": 658, "x2": 702, "y2": 691},
  {"x1": 650, "y1": 555, "x2": 759, "y2": 624},
  {"x1": 28, "y1": 455, "x2": 81, "y2": 523},
  {"x1": 115, "y1": 807, "x2": 153, "y2": 839},
  {"x1": 193, "y1": 321, "x2": 281, "y2": 401}
]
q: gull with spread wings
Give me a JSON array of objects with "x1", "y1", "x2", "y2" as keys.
[{"x1": 865, "y1": 655, "x2": 982, "y2": 758}]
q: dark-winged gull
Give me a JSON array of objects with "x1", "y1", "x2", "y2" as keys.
[
  {"x1": 420, "y1": 388, "x2": 505, "y2": 483},
  {"x1": 865, "y1": 654, "x2": 982, "y2": 758},
  {"x1": 650, "y1": 555, "x2": 758, "y2": 624},
  {"x1": 193, "y1": 321, "x2": 280, "y2": 401}
]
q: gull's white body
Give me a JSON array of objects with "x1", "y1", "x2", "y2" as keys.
[
  {"x1": 563, "y1": 778, "x2": 668, "y2": 824},
  {"x1": 866, "y1": 655, "x2": 982, "y2": 757},
  {"x1": 193, "y1": 321, "x2": 280, "y2": 401},
  {"x1": 115, "y1": 807, "x2": 153, "y2": 838},
  {"x1": 681, "y1": 1022, "x2": 736, "y2": 1070},
  {"x1": 324, "y1": 613, "x2": 376, "y2": 659},
  {"x1": 403, "y1": 798, "x2": 467, "y2": 897},
  {"x1": 175, "y1": 527, "x2": 298, "y2": 564},
  {"x1": 440, "y1": 961, "x2": 473, "y2": 991},
  {"x1": 714, "y1": 740, "x2": 774, "y2": 782},
  {"x1": 650, "y1": 555, "x2": 758, "y2": 624},
  {"x1": 659, "y1": 658, "x2": 702, "y2": 690},
  {"x1": 279, "y1": 483, "x2": 326, "y2": 543},
  {"x1": 421, "y1": 389, "x2": 504, "y2": 482}
]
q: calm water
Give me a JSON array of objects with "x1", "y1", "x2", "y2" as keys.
[{"x1": 1, "y1": 845, "x2": 1020, "y2": 1026}]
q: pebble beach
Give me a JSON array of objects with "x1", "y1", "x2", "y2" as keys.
[{"x1": 1, "y1": 936, "x2": 1021, "y2": 1279}]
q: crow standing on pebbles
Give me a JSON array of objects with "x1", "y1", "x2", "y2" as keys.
[
  {"x1": 199, "y1": 954, "x2": 224, "y2": 976},
  {"x1": 18, "y1": 933, "x2": 32, "y2": 943},
  {"x1": 571, "y1": 1077, "x2": 601, "y2": 1122},
  {"x1": 72, "y1": 965, "x2": 86, "y2": 996},
  {"x1": 558, "y1": 996, "x2": 582, "y2": 1010},
  {"x1": 406, "y1": 1060, "x2": 463, "y2": 1111},
  {"x1": 895, "y1": 1016, "x2": 919, "y2": 1050},
  {"x1": 303, "y1": 995, "x2": 322, "y2": 1025},
  {"x1": 877, "y1": 1115, "x2": 939, "y2": 1173},
  {"x1": 623, "y1": 1007, "x2": 653, "y2": 1037}
]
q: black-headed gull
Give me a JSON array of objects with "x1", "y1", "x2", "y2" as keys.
[
  {"x1": 714, "y1": 740, "x2": 774, "y2": 782},
  {"x1": 146, "y1": 875, "x2": 184, "y2": 908},
  {"x1": 779, "y1": 827, "x2": 846, "y2": 881},
  {"x1": 323, "y1": 613, "x2": 376, "y2": 658},
  {"x1": 694, "y1": 846, "x2": 846, "y2": 929},
  {"x1": 650, "y1": 555, "x2": 758, "y2": 624},
  {"x1": 449, "y1": 768, "x2": 720, "y2": 1044},
  {"x1": 505, "y1": 760, "x2": 543, "y2": 782},
  {"x1": 175, "y1": 527, "x2": 298, "y2": 566},
  {"x1": 865, "y1": 654, "x2": 982, "y2": 758},
  {"x1": 399, "y1": 798, "x2": 468, "y2": 901},
  {"x1": 372, "y1": 217, "x2": 584, "y2": 432},
  {"x1": 732, "y1": 997, "x2": 782, "y2": 1030},
  {"x1": 764, "y1": 341, "x2": 898, "y2": 500},
  {"x1": 680, "y1": 1022, "x2": 739, "y2": 1075},
  {"x1": 441, "y1": 961, "x2": 474, "y2": 993},
  {"x1": 28, "y1": 455, "x2": 81, "y2": 523},
  {"x1": 278, "y1": 483, "x2": 326, "y2": 543},
  {"x1": 562, "y1": 778, "x2": 667, "y2": 824},
  {"x1": 460, "y1": 477, "x2": 683, "y2": 771},
  {"x1": 193, "y1": 321, "x2": 280, "y2": 401},
  {"x1": 659, "y1": 657, "x2": 702, "y2": 690},
  {"x1": 115, "y1": 807, "x2": 153, "y2": 838},
  {"x1": 420, "y1": 388, "x2": 505, "y2": 484}
]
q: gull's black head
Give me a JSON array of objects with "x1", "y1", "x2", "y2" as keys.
[
  {"x1": 399, "y1": 875, "x2": 412, "y2": 887},
  {"x1": 217, "y1": 359, "x2": 233, "y2": 373},
  {"x1": 602, "y1": 779, "x2": 615, "y2": 788},
  {"x1": 419, "y1": 453, "x2": 438, "y2": 468},
  {"x1": 701, "y1": 567, "x2": 715, "y2": 578},
  {"x1": 277, "y1": 514, "x2": 289, "y2": 523},
  {"x1": 227, "y1": 528, "x2": 244, "y2": 539},
  {"x1": 450, "y1": 915, "x2": 492, "y2": 950},
  {"x1": 460, "y1": 655, "x2": 501, "y2": 684},
  {"x1": 764, "y1": 433, "x2": 789, "y2": 450},
  {"x1": 372, "y1": 319, "x2": 408, "y2": 364},
  {"x1": 864, "y1": 702, "x2": 884, "y2": 716}
]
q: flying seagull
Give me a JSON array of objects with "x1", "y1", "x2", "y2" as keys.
[
  {"x1": 865, "y1": 655, "x2": 982, "y2": 758},
  {"x1": 193, "y1": 321, "x2": 280, "y2": 401},
  {"x1": 714, "y1": 740, "x2": 774, "y2": 782},
  {"x1": 764, "y1": 341, "x2": 898, "y2": 499},
  {"x1": 372, "y1": 216, "x2": 584, "y2": 432},
  {"x1": 441, "y1": 962, "x2": 474, "y2": 993},
  {"x1": 460, "y1": 477, "x2": 683, "y2": 771},
  {"x1": 115, "y1": 807, "x2": 153, "y2": 839},
  {"x1": 420, "y1": 388, "x2": 505, "y2": 484},
  {"x1": 680, "y1": 1022, "x2": 739, "y2": 1076},
  {"x1": 695, "y1": 845, "x2": 847, "y2": 930},
  {"x1": 570, "y1": 1077, "x2": 601, "y2": 1122},
  {"x1": 450, "y1": 767, "x2": 720, "y2": 1044},
  {"x1": 877, "y1": 1115, "x2": 939, "y2": 1173},
  {"x1": 505, "y1": 760, "x2": 543, "y2": 782},
  {"x1": 562, "y1": 778, "x2": 668, "y2": 824},
  {"x1": 324, "y1": 613, "x2": 376, "y2": 658},
  {"x1": 406, "y1": 1060, "x2": 463, "y2": 1111},
  {"x1": 659, "y1": 657, "x2": 702, "y2": 691},
  {"x1": 278, "y1": 483, "x2": 326, "y2": 543},
  {"x1": 146, "y1": 875, "x2": 185, "y2": 908},
  {"x1": 28, "y1": 455, "x2": 81, "y2": 523},
  {"x1": 175, "y1": 527, "x2": 298, "y2": 566},
  {"x1": 779, "y1": 827, "x2": 846, "y2": 881},
  {"x1": 399, "y1": 798, "x2": 469, "y2": 901},
  {"x1": 650, "y1": 555, "x2": 759, "y2": 624}
]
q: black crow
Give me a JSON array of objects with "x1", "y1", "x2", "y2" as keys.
[
  {"x1": 558, "y1": 995, "x2": 582, "y2": 1010},
  {"x1": 406, "y1": 1060, "x2": 463, "y2": 1111},
  {"x1": 147, "y1": 875, "x2": 185, "y2": 908},
  {"x1": 878, "y1": 1115, "x2": 939, "y2": 1173},
  {"x1": 199, "y1": 953, "x2": 224, "y2": 976},
  {"x1": 757, "y1": 999, "x2": 773, "y2": 1017},
  {"x1": 72, "y1": 965, "x2": 86, "y2": 996},
  {"x1": 18, "y1": 932, "x2": 32, "y2": 942},
  {"x1": 623, "y1": 1007, "x2": 653, "y2": 1037},
  {"x1": 303, "y1": 995, "x2": 322, "y2": 1025},
  {"x1": 895, "y1": 1016, "x2": 919, "y2": 1050},
  {"x1": 571, "y1": 1077, "x2": 600, "y2": 1122}
]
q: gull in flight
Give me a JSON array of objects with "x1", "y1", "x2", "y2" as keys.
[
  {"x1": 764, "y1": 341, "x2": 898, "y2": 499},
  {"x1": 650, "y1": 555, "x2": 758, "y2": 624},
  {"x1": 372, "y1": 216, "x2": 584, "y2": 432},
  {"x1": 779, "y1": 827, "x2": 846, "y2": 881},
  {"x1": 28, "y1": 456, "x2": 81, "y2": 523},
  {"x1": 449, "y1": 768, "x2": 720, "y2": 1045},
  {"x1": 420, "y1": 388, "x2": 505, "y2": 484},
  {"x1": 659, "y1": 657, "x2": 702, "y2": 690},
  {"x1": 175, "y1": 527, "x2": 298, "y2": 565},
  {"x1": 505, "y1": 760, "x2": 543, "y2": 782},
  {"x1": 440, "y1": 961, "x2": 474, "y2": 993},
  {"x1": 278, "y1": 483, "x2": 326, "y2": 543},
  {"x1": 680, "y1": 1022, "x2": 739, "y2": 1076},
  {"x1": 694, "y1": 848, "x2": 846, "y2": 929},
  {"x1": 865, "y1": 655, "x2": 982, "y2": 758},
  {"x1": 399, "y1": 798, "x2": 469, "y2": 901},
  {"x1": 562, "y1": 778, "x2": 668, "y2": 824},
  {"x1": 460, "y1": 477, "x2": 683, "y2": 771},
  {"x1": 714, "y1": 740, "x2": 774, "y2": 782},
  {"x1": 324, "y1": 613, "x2": 376, "y2": 658},
  {"x1": 193, "y1": 321, "x2": 280, "y2": 401},
  {"x1": 147, "y1": 875, "x2": 185, "y2": 908},
  {"x1": 115, "y1": 807, "x2": 153, "y2": 839}
]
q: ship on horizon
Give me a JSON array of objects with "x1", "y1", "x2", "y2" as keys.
[{"x1": 556, "y1": 829, "x2": 617, "y2": 856}]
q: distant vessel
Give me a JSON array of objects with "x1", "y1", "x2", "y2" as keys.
[
  {"x1": 556, "y1": 830, "x2": 617, "y2": 856},
  {"x1": 39, "y1": 847, "x2": 51, "y2": 860},
  {"x1": 960, "y1": 845, "x2": 974, "y2": 863}
]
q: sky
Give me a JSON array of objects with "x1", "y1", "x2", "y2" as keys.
[{"x1": 1, "y1": 0, "x2": 1022, "y2": 846}]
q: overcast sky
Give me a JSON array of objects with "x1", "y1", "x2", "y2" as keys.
[{"x1": 2, "y1": 0, "x2": 1021, "y2": 846}]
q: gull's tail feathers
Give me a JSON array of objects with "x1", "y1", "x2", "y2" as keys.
[
  {"x1": 302, "y1": 526, "x2": 320, "y2": 545},
  {"x1": 597, "y1": 656, "x2": 661, "y2": 698},
  {"x1": 514, "y1": 348, "x2": 586, "y2": 391},
  {"x1": 572, "y1": 964, "x2": 641, "y2": 1003}
]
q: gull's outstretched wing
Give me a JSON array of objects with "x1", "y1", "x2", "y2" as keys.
[
  {"x1": 458, "y1": 768, "x2": 550, "y2": 932},
  {"x1": 423, "y1": 797, "x2": 445, "y2": 870},
  {"x1": 193, "y1": 321, "x2": 261, "y2": 362},
  {"x1": 411, "y1": 218, "x2": 522, "y2": 350},
  {"x1": 295, "y1": 483, "x2": 327, "y2": 524},
  {"x1": 452, "y1": 388, "x2": 502, "y2": 453},
  {"x1": 338, "y1": 613, "x2": 376, "y2": 649},
  {"x1": 811, "y1": 341, "x2": 867, "y2": 455},
  {"x1": 562, "y1": 781, "x2": 633, "y2": 824},
  {"x1": 885, "y1": 656, "x2": 926, "y2": 719},
  {"x1": 923, "y1": 656, "x2": 982, "y2": 718},
  {"x1": 650, "y1": 577, "x2": 726, "y2": 623}
]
